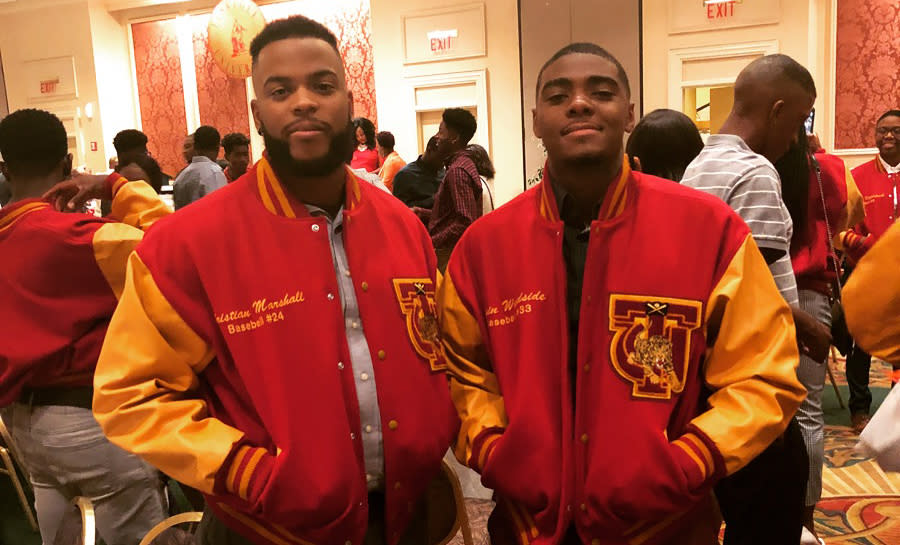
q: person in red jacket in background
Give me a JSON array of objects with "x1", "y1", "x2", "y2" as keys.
[
  {"x1": 778, "y1": 130, "x2": 864, "y2": 542},
  {"x1": 351, "y1": 117, "x2": 380, "y2": 172},
  {"x1": 438, "y1": 43, "x2": 805, "y2": 545},
  {"x1": 91, "y1": 16, "x2": 458, "y2": 545},
  {"x1": 0, "y1": 108, "x2": 169, "y2": 545},
  {"x1": 840, "y1": 109, "x2": 900, "y2": 433}
]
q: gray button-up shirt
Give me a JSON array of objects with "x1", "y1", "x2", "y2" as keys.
[
  {"x1": 173, "y1": 156, "x2": 227, "y2": 210},
  {"x1": 307, "y1": 204, "x2": 385, "y2": 491}
]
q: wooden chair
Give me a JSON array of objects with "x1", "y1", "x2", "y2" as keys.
[
  {"x1": 0, "y1": 417, "x2": 38, "y2": 530},
  {"x1": 138, "y1": 512, "x2": 203, "y2": 545},
  {"x1": 430, "y1": 459, "x2": 474, "y2": 545}
]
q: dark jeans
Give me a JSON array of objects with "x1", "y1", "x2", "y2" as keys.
[
  {"x1": 847, "y1": 345, "x2": 873, "y2": 416},
  {"x1": 715, "y1": 418, "x2": 808, "y2": 545}
]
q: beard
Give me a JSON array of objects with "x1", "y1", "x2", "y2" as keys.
[{"x1": 261, "y1": 118, "x2": 355, "y2": 178}]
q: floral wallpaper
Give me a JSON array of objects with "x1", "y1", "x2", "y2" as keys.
[
  {"x1": 192, "y1": 14, "x2": 252, "y2": 146},
  {"x1": 130, "y1": 1, "x2": 376, "y2": 171},
  {"x1": 835, "y1": 0, "x2": 900, "y2": 150},
  {"x1": 131, "y1": 19, "x2": 188, "y2": 176}
]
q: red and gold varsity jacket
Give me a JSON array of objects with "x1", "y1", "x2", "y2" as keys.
[
  {"x1": 841, "y1": 158, "x2": 899, "y2": 263},
  {"x1": 845, "y1": 220, "x2": 900, "y2": 365},
  {"x1": 791, "y1": 151, "x2": 864, "y2": 293},
  {"x1": 438, "y1": 163, "x2": 805, "y2": 545},
  {"x1": 0, "y1": 175, "x2": 168, "y2": 407},
  {"x1": 93, "y1": 157, "x2": 459, "y2": 545}
]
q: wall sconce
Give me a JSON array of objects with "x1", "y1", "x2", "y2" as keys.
[{"x1": 84, "y1": 102, "x2": 94, "y2": 121}]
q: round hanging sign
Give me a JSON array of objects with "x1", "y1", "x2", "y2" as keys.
[{"x1": 208, "y1": 0, "x2": 266, "y2": 79}]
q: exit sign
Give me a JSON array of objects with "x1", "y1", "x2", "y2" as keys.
[
  {"x1": 705, "y1": 1, "x2": 739, "y2": 19},
  {"x1": 40, "y1": 78, "x2": 60, "y2": 94}
]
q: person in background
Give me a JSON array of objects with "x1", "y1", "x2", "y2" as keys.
[
  {"x1": 840, "y1": 109, "x2": 900, "y2": 431},
  {"x1": 626, "y1": 108, "x2": 704, "y2": 181},
  {"x1": 91, "y1": 16, "x2": 458, "y2": 545},
  {"x1": 438, "y1": 42, "x2": 804, "y2": 545},
  {"x1": 351, "y1": 117, "x2": 379, "y2": 172},
  {"x1": 376, "y1": 131, "x2": 405, "y2": 192},
  {"x1": 222, "y1": 132, "x2": 251, "y2": 183},
  {"x1": 681, "y1": 54, "x2": 827, "y2": 545},
  {"x1": 181, "y1": 134, "x2": 195, "y2": 168},
  {"x1": 113, "y1": 129, "x2": 150, "y2": 158},
  {"x1": 393, "y1": 135, "x2": 446, "y2": 210},
  {"x1": 465, "y1": 143, "x2": 495, "y2": 215},
  {"x1": 777, "y1": 129, "x2": 864, "y2": 545},
  {"x1": 173, "y1": 125, "x2": 226, "y2": 210},
  {"x1": 117, "y1": 152, "x2": 166, "y2": 195},
  {"x1": 845, "y1": 220, "x2": 900, "y2": 364},
  {"x1": 428, "y1": 108, "x2": 481, "y2": 270},
  {"x1": 0, "y1": 108, "x2": 169, "y2": 545}
]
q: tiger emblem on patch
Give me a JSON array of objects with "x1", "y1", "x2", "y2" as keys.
[
  {"x1": 608, "y1": 295, "x2": 703, "y2": 400},
  {"x1": 393, "y1": 278, "x2": 446, "y2": 372}
]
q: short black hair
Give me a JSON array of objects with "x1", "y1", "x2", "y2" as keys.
[
  {"x1": 113, "y1": 129, "x2": 148, "y2": 156},
  {"x1": 117, "y1": 151, "x2": 164, "y2": 194},
  {"x1": 536, "y1": 43, "x2": 631, "y2": 100},
  {"x1": 193, "y1": 126, "x2": 221, "y2": 153},
  {"x1": 250, "y1": 15, "x2": 340, "y2": 65},
  {"x1": 0, "y1": 108, "x2": 68, "y2": 178},
  {"x1": 353, "y1": 117, "x2": 376, "y2": 149},
  {"x1": 764, "y1": 54, "x2": 817, "y2": 96},
  {"x1": 376, "y1": 131, "x2": 395, "y2": 151},
  {"x1": 466, "y1": 144, "x2": 495, "y2": 179},
  {"x1": 442, "y1": 108, "x2": 477, "y2": 146},
  {"x1": 878, "y1": 110, "x2": 900, "y2": 124},
  {"x1": 626, "y1": 109, "x2": 703, "y2": 182},
  {"x1": 222, "y1": 132, "x2": 250, "y2": 155}
]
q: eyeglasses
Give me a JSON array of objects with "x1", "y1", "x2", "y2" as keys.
[{"x1": 876, "y1": 127, "x2": 900, "y2": 137}]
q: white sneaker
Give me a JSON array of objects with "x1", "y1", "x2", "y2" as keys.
[{"x1": 800, "y1": 526, "x2": 825, "y2": 545}]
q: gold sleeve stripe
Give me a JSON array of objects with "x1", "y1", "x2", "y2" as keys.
[
  {"x1": 93, "y1": 252, "x2": 243, "y2": 493},
  {"x1": 672, "y1": 440, "x2": 706, "y2": 479},
  {"x1": 672, "y1": 433, "x2": 714, "y2": 481},
  {"x1": 845, "y1": 222, "x2": 900, "y2": 363},
  {"x1": 240, "y1": 449, "x2": 265, "y2": 500},
  {"x1": 693, "y1": 235, "x2": 805, "y2": 474},
  {"x1": 501, "y1": 498, "x2": 532, "y2": 545},
  {"x1": 111, "y1": 175, "x2": 129, "y2": 195},
  {"x1": 93, "y1": 223, "x2": 144, "y2": 299},
  {"x1": 226, "y1": 446, "x2": 250, "y2": 495}
]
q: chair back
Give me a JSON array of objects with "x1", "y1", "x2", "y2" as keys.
[{"x1": 139, "y1": 512, "x2": 203, "y2": 545}]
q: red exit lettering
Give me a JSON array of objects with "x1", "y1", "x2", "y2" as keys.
[
  {"x1": 430, "y1": 36, "x2": 453, "y2": 52},
  {"x1": 40, "y1": 79, "x2": 59, "y2": 94},
  {"x1": 707, "y1": 1, "x2": 736, "y2": 19}
]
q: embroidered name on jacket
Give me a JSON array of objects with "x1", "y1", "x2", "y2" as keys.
[
  {"x1": 393, "y1": 278, "x2": 446, "y2": 371},
  {"x1": 215, "y1": 291, "x2": 306, "y2": 334},
  {"x1": 608, "y1": 295, "x2": 703, "y2": 400}
]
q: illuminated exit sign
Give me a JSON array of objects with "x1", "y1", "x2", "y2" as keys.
[{"x1": 704, "y1": 0, "x2": 742, "y2": 19}]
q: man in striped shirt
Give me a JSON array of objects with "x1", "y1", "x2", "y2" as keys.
[{"x1": 682, "y1": 54, "x2": 830, "y2": 545}]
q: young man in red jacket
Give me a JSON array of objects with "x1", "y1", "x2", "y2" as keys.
[
  {"x1": 438, "y1": 43, "x2": 805, "y2": 545},
  {"x1": 0, "y1": 108, "x2": 169, "y2": 544},
  {"x1": 841, "y1": 109, "x2": 900, "y2": 431},
  {"x1": 92, "y1": 15, "x2": 458, "y2": 545}
]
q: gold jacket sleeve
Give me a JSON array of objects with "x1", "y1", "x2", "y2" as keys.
[
  {"x1": 835, "y1": 166, "x2": 866, "y2": 250},
  {"x1": 844, "y1": 221, "x2": 900, "y2": 364},
  {"x1": 692, "y1": 235, "x2": 806, "y2": 474},
  {"x1": 93, "y1": 179, "x2": 171, "y2": 299},
  {"x1": 437, "y1": 270, "x2": 507, "y2": 469},
  {"x1": 93, "y1": 252, "x2": 245, "y2": 494}
]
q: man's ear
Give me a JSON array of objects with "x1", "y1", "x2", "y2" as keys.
[
  {"x1": 625, "y1": 102, "x2": 636, "y2": 133},
  {"x1": 251, "y1": 99, "x2": 263, "y2": 135},
  {"x1": 62, "y1": 154, "x2": 73, "y2": 179},
  {"x1": 347, "y1": 90, "x2": 355, "y2": 119},
  {"x1": 770, "y1": 99, "x2": 785, "y2": 123},
  {"x1": 532, "y1": 107, "x2": 542, "y2": 139},
  {"x1": 0, "y1": 161, "x2": 8, "y2": 181}
]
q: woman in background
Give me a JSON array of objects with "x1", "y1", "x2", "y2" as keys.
[
  {"x1": 350, "y1": 117, "x2": 379, "y2": 172},
  {"x1": 465, "y1": 143, "x2": 495, "y2": 215},
  {"x1": 626, "y1": 108, "x2": 703, "y2": 181}
]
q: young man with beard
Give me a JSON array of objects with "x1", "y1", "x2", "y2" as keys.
[
  {"x1": 437, "y1": 43, "x2": 805, "y2": 545},
  {"x1": 841, "y1": 109, "x2": 900, "y2": 432},
  {"x1": 92, "y1": 15, "x2": 458, "y2": 545}
]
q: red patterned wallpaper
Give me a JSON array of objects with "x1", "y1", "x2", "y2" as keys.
[
  {"x1": 261, "y1": 0, "x2": 377, "y2": 125},
  {"x1": 835, "y1": 0, "x2": 900, "y2": 150},
  {"x1": 192, "y1": 14, "x2": 251, "y2": 146},
  {"x1": 131, "y1": 19, "x2": 188, "y2": 176}
]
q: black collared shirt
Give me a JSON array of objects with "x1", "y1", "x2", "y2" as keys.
[{"x1": 550, "y1": 180, "x2": 600, "y2": 401}]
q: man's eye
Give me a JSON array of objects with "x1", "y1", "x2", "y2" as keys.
[{"x1": 315, "y1": 82, "x2": 336, "y2": 93}]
